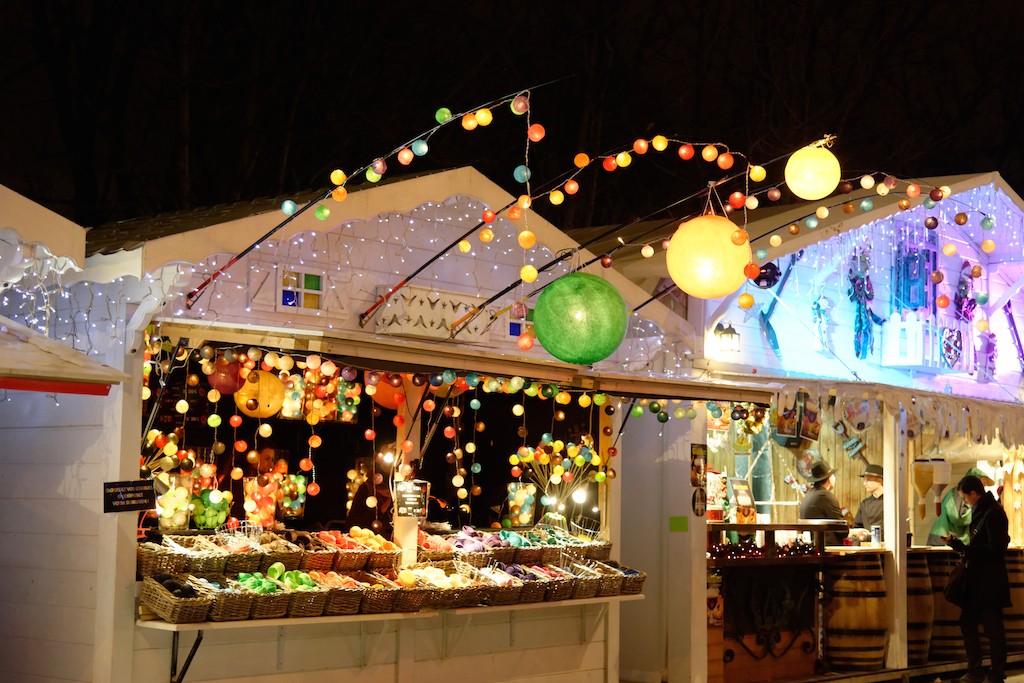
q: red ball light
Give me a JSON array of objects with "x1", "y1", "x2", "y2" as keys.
[
  {"x1": 607, "y1": 447, "x2": 618, "y2": 457},
  {"x1": 633, "y1": 138, "x2": 649, "y2": 154},
  {"x1": 678, "y1": 144, "x2": 695, "y2": 160},
  {"x1": 482, "y1": 209, "x2": 496, "y2": 223},
  {"x1": 517, "y1": 334, "x2": 535, "y2": 351},
  {"x1": 364, "y1": 428, "x2": 376, "y2": 441},
  {"x1": 600, "y1": 255, "x2": 613, "y2": 268},
  {"x1": 527, "y1": 123, "x2": 546, "y2": 142},
  {"x1": 601, "y1": 156, "x2": 618, "y2": 172},
  {"x1": 564, "y1": 179, "x2": 579, "y2": 195},
  {"x1": 299, "y1": 458, "x2": 313, "y2": 471},
  {"x1": 929, "y1": 188, "x2": 944, "y2": 202},
  {"x1": 717, "y1": 152, "x2": 735, "y2": 170},
  {"x1": 510, "y1": 466, "x2": 522, "y2": 477},
  {"x1": 936, "y1": 294, "x2": 950, "y2": 309},
  {"x1": 444, "y1": 425, "x2": 456, "y2": 439},
  {"x1": 728, "y1": 192, "x2": 746, "y2": 209},
  {"x1": 508, "y1": 206, "x2": 523, "y2": 221},
  {"x1": 307, "y1": 482, "x2": 320, "y2": 497},
  {"x1": 393, "y1": 415, "x2": 405, "y2": 428},
  {"x1": 234, "y1": 439, "x2": 248, "y2": 453},
  {"x1": 422, "y1": 399, "x2": 436, "y2": 412},
  {"x1": 229, "y1": 415, "x2": 243, "y2": 428},
  {"x1": 154, "y1": 433, "x2": 168, "y2": 449},
  {"x1": 744, "y1": 262, "x2": 761, "y2": 279}
]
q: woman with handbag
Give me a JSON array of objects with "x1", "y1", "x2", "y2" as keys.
[{"x1": 945, "y1": 474, "x2": 1010, "y2": 683}]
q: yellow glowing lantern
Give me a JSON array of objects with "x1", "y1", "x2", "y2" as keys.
[
  {"x1": 784, "y1": 145, "x2": 841, "y2": 200},
  {"x1": 517, "y1": 230, "x2": 537, "y2": 249},
  {"x1": 521, "y1": 265, "x2": 538, "y2": 282},
  {"x1": 982, "y1": 239, "x2": 996, "y2": 254},
  {"x1": 749, "y1": 165, "x2": 767, "y2": 182},
  {"x1": 615, "y1": 151, "x2": 632, "y2": 167},
  {"x1": 942, "y1": 243, "x2": 958, "y2": 257},
  {"x1": 549, "y1": 189, "x2": 565, "y2": 205},
  {"x1": 474, "y1": 108, "x2": 493, "y2": 126},
  {"x1": 666, "y1": 215, "x2": 751, "y2": 299},
  {"x1": 651, "y1": 135, "x2": 668, "y2": 151}
]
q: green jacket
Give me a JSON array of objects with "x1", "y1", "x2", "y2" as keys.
[{"x1": 929, "y1": 488, "x2": 972, "y2": 541}]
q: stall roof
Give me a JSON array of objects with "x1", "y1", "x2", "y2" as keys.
[{"x1": 0, "y1": 314, "x2": 131, "y2": 395}]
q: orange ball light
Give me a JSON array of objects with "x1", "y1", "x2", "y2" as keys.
[
  {"x1": 564, "y1": 179, "x2": 579, "y2": 195},
  {"x1": 331, "y1": 186, "x2": 348, "y2": 202},
  {"x1": 397, "y1": 148, "x2": 414, "y2": 165},
  {"x1": 942, "y1": 243, "x2": 958, "y2": 257},
  {"x1": 527, "y1": 123, "x2": 546, "y2": 142},
  {"x1": 731, "y1": 229, "x2": 749, "y2": 245},
  {"x1": 307, "y1": 482, "x2": 320, "y2": 496},
  {"x1": 508, "y1": 206, "x2": 523, "y2": 221},
  {"x1": 479, "y1": 228, "x2": 494, "y2": 243},
  {"x1": 481, "y1": 209, "x2": 496, "y2": 223},
  {"x1": 461, "y1": 113, "x2": 478, "y2": 131},
  {"x1": 701, "y1": 145, "x2": 719, "y2": 162},
  {"x1": 744, "y1": 262, "x2": 761, "y2": 279},
  {"x1": 982, "y1": 239, "x2": 997, "y2": 254},
  {"x1": 573, "y1": 152, "x2": 590, "y2": 168},
  {"x1": 299, "y1": 458, "x2": 313, "y2": 471},
  {"x1": 936, "y1": 294, "x2": 950, "y2": 308},
  {"x1": 739, "y1": 292, "x2": 755, "y2": 309},
  {"x1": 906, "y1": 184, "x2": 921, "y2": 198},
  {"x1": 717, "y1": 152, "x2": 735, "y2": 170},
  {"x1": 633, "y1": 139, "x2": 649, "y2": 154}
]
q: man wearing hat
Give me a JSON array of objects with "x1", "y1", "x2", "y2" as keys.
[
  {"x1": 928, "y1": 466, "x2": 994, "y2": 546},
  {"x1": 853, "y1": 464, "x2": 884, "y2": 536},
  {"x1": 799, "y1": 459, "x2": 848, "y2": 545}
]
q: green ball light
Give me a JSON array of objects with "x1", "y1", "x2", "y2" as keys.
[{"x1": 533, "y1": 273, "x2": 627, "y2": 365}]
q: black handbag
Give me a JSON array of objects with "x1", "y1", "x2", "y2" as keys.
[{"x1": 943, "y1": 560, "x2": 967, "y2": 605}]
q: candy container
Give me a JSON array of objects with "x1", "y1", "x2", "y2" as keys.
[
  {"x1": 243, "y1": 476, "x2": 278, "y2": 528},
  {"x1": 155, "y1": 473, "x2": 193, "y2": 531},
  {"x1": 277, "y1": 473, "x2": 307, "y2": 520},
  {"x1": 191, "y1": 457, "x2": 230, "y2": 529}
]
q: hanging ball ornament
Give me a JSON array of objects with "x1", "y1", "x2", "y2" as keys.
[
  {"x1": 532, "y1": 272, "x2": 627, "y2": 365},
  {"x1": 930, "y1": 270, "x2": 944, "y2": 284},
  {"x1": 860, "y1": 174, "x2": 876, "y2": 189},
  {"x1": 767, "y1": 187, "x2": 782, "y2": 201},
  {"x1": 600, "y1": 255, "x2": 613, "y2": 268},
  {"x1": 898, "y1": 198, "x2": 912, "y2": 211},
  {"x1": 784, "y1": 145, "x2": 841, "y2": 200},
  {"x1": 731, "y1": 229, "x2": 749, "y2": 246},
  {"x1": 744, "y1": 262, "x2": 760, "y2": 279},
  {"x1": 971, "y1": 265, "x2": 983, "y2": 279},
  {"x1": 954, "y1": 212, "x2": 969, "y2": 225},
  {"x1": 769, "y1": 235, "x2": 783, "y2": 248},
  {"x1": 527, "y1": 123, "x2": 546, "y2": 142},
  {"x1": 678, "y1": 143, "x2": 695, "y2": 160},
  {"x1": 728, "y1": 192, "x2": 745, "y2": 209},
  {"x1": 701, "y1": 145, "x2": 719, "y2": 162},
  {"x1": 924, "y1": 216, "x2": 939, "y2": 230},
  {"x1": 788, "y1": 223, "x2": 800, "y2": 235},
  {"x1": 981, "y1": 239, "x2": 997, "y2": 254},
  {"x1": 511, "y1": 94, "x2": 530, "y2": 114},
  {"x1": 666, "y1": 215, "x2": 751, "y2": 300},
  {"x1": 936, "y1": 294, "x2": 950, "y2": 308},
  {"x1": 738, "y1": 292, "x2": 755, "y2": 309},
  {"x1": 929, "y1": 188, "x2": 944, "y2": 202},
  {"x1": 753, "y1": 262, "x2": 782, "y2": 289},
  {"x1": 977, "y1": 292, "x2": 990, "y2": 305},
  {"x1": 942, "y1": 243, "x2": 958, "y2": 257},
  {"x1": 749, "y1": 165, "x2": 767, "y2": 182},
  {"x1": 976, "y1": 319, "x2": 990, "y2": 332},
  {"x1": 717, "y1": 152, "x2": 735, "y2": 170},
  {"x1": 641, "y1": 244, "x2": 655, "y2": 258}
]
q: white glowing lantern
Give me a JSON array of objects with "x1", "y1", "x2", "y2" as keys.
[
  {"x1": 666, "y1": 215, "x2": 751, "y2": 299},
  {"x1": 784, "y1": 145, "x2": 841, "y2": 201}
]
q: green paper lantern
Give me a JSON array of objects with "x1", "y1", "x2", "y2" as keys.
[{"x1": 533, "y1": 273, "x2": 627, "y2": 365}]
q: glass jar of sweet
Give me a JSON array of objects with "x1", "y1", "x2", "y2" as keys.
[
  {"x1": 243, "y1": 475, "x2": 277, "y2": 528},
  {"x1": 191, "y1": 453, "x2": 230, "y2": 529},
  {"x1": 277, "y1": 473, "x2": 307, "y2": 520}
]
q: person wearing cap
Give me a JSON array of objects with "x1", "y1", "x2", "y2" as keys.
[
  {"x1": 799, "y1": 459, "x2": 848, "y2": 545},
  {"x1": 853, "y1": 463, "x2": 884, "y2": 535},
  {"x1": 928, "y1": 466, "x2": 994, "y2": 546},
  {"x1": 945, "y1": 474, "x2": 1009, "y2": 683}
]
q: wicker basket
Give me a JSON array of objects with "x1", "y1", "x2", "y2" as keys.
[
  {"x1": 605, "y1": 561, "x2": 647, "y2": 595},
  {"x1": 406, "y1": 562, "x2": 493, "y2": 609},
  {"x1": 258, "y1": 533, "x2": 303, "y2": 572},
  {"x1": 374, "y1": 569, "x2": 430, "y2": 612},
  {"x1": 365, "y1": 548, "x2": 402, "y2": 570},
  {"x1": 518, "y1": 579, "x2": 547, "y2": 604},
  {"x1": 584, "y1": 540, "x2": 613, "y2": 561},
  {"x1": 450, "y1": 549, "x2": 491, "y2": 568},
  {"x1": 590, "y1": 562, "x2": 624, "y2": 597},
  {"x1": 318, "y1": 583, "x2": 365, "y2": 616},
  {"x1": 140, "y1": 576, "x2": 213, "y2": 624},
  {"x1": 188, "y1": 575, "x2": 255, "y2": 621},
  {"x1": 477, "y1": 569, "x2": 523, "y2": 606},
  {"x1": 567, "y1": 564, "x2": 601, "y2": 600},
  {"x1": 487, "y1": 546, "x2": 516, "y2": 564},
  {"x1": 231, "y1": 578, "x2": 290, "y2": 620},
  {"x1": 299, "y1": 537, "x2": 338, "y2": 571},
  {"x1": 270, "y1": 578, "x2": 327, "y2": 617},
  {"x1": 332, "y1": 547, "x2": 372, "y2": 571},
  {"x1": 541, "y1": 567, "x2": 576, "y2": 602},
  {"x1": 137, "y1": 542, "x2": 187, "y2": 578},
  {"x1": 347, "y1": 571, "x2": 398, "y2": 614},
  {"x1": 416, "y1": 547, "x2": 456, "y2": 563},
  {"x1": 163, "y1": 535, "x2": 229, "y2": 574},
  {"x1": 512, "y1": 543, "x2": 545, "y2": 567}
]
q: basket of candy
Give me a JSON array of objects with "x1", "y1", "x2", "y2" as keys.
[{"x1": 140, "y1": 573, "x2": 212, "y2": 624}]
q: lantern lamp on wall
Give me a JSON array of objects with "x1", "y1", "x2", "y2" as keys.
[{"x1": 714, "y1": 322, "x2": 741, "y2": 353}]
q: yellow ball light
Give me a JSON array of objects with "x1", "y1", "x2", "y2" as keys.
[
  {"x1": 876, "y1": 184, "x2": 890, "y2": 196},
  {"x1": 175, "y1": 399, "x2": 189, "y2": 414},
  {"x1": 458, "y1": 240, "x2": 472, "y2": 253},
  {"x1": 258, "y1": 423, "x2": 273, "y2": 438},
  {"x1": 578, "y1": 394, "x2": 592, "y2": 408},
  {"x1": 738, "y1": 292, "x2": 755, "y2": 309},
  {"x1": 517, "y1": 194, "x2": 532, "y2": 209},
  {"x1": 330, "y1": 169, "x2": 347, "y2": 186},
  {"x1": 784, "y1": 146, "x2": 841, "y2": 200},
  {"x1": 976, "y1": 319, "x2": 990, "y2": 332},
  {"x1": 666, "y1": 215, "x2": 751, "y2": 299},
  {"x1": 942, "y1": 243, "x2": 958, "y2": 257},
  {"x1": 940, "y1": 185, "x2": 952, "y2": 198},
  {"x1": 475, "y1": 108, "x2": 493, "y2": 126},
  {"x1": 815, "y1": 206, "x2": 830, "y2": 219},
  {"x1": 651, "y1": 135, "x2": 668, "y2": 151},
  {"x1": 982, "y1": 239, "x2": 997, "y2": 254},
  {"x1": 517, "y1": 230, "x2": 537, "y2": 249},
  {"x1": 749, "y1": 165, "x2": 767, "y2": 182},
  {"x1": 521, "y1": 265, "x2": 539, "y2": 282},
  {"x1": 141, "y1": 386, "x2": 152, "y2": 400},
  {"x1": 615, "y1": 151, "x2": 632, "y2": 168},
  {"x1": 480, "y1": 228, "x2": 494, "y2": 243},
  {"x1": 769, "y1": 235, "x2": 783, "y2": 247},
  {"x1": 549, "y1": 189, "x2": 565, "y2": 205}
]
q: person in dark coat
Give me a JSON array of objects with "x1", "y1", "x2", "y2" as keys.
[
  {"x1": 799, "y1": 459, "x2": 848, "y2": 546},
  {"x1": 853, "y1": 463, "x2": 884, "y2": 537},
  {"x1": 946, "y1": 474, "x2": 1010, "y2": 683}
]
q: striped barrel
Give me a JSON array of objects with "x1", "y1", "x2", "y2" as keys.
[
  {"x1": 825, "y1": 553, "x2": 889, "y2": 671},
  {"x1": 928, "y1": 550, "x2": 966, "y2": 661},
  {"x1": 1005, "y1": 550, "x2": 1024, "y2": 652},
  {"x1": 907, "y1": 550, "x2": 935, "y2": 665}
]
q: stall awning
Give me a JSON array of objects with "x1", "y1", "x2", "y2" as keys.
[{"x1": 0, "y1": 315, "x2": 132, "y2": 396}]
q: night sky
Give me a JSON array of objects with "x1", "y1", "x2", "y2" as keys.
[{"x1": 3, "y1": 2, "x2": 1024, "y2": 236}]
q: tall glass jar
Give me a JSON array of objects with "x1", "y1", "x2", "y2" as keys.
[
  {"x1": 277, "y1": 473, "x2": 307, "y2": 521},
  {"x1": 191, "y1": 449, "x2": 230, "y2": 529},
  {"x1": 155, "y1": 473, "x2": 193, "y2": 531},
  {"x1": 243, "y1": 476, "x2": 277, "y2": 529}
]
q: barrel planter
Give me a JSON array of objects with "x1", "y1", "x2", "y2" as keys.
[
  {"x1": 825, "y1": 552, "x2": 889, "y2": 671},
  {"x1": 928, "y1": 550, "x2": 965, "y2": 662},
  {"x1": 907, "y1": 550, "x2": 935, "y2": 665},
  {"x1": 1006, "y1": 550, "x2": 1024, "y2": 653}
]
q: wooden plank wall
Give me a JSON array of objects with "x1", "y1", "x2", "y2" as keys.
[
  {"x1": 131, "y1": 606, "x2": 612, "y2": 683},
  {"x1": 0, "y1": 390, "x2": 107, "y2": 682}
]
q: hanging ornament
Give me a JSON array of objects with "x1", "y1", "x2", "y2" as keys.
[
  {"x1": 666, "y1": 215, "x2": 751, "y2": 299},
  {"x1": 532, "y1": 273, "x2": 627, "y2": 365},
  {"x1": 752, "y1": 262, "x2": 782, "y2": 289},
  {"x1": 784, "y1": 144, "x2": 841, "y2": 200}
]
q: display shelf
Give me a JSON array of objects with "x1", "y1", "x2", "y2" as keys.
[
  {"x1": 707, "y1": 555, "x2": 823, "y2": 568},
  {"x1": 135, "y1": 609, "x2": 438, "y2": 632}
]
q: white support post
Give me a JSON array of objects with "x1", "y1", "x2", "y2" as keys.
[{"x1": 883, "y1": 406, "x2": 909, "y2": 669}]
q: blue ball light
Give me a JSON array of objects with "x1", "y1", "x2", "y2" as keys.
[
  {"x1": 513, "y1": 165, "x2": 532, "y2": 184},
  {"x1": 281, "y1": 200, "x2": 297, "y2": 216},
  {"x1": 411, "y1": 139, "x2": 429, "y2": 156}
]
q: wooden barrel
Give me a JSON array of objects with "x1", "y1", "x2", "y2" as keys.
[
  {"x1": 825, "y1": 553, "x2": 889, "y2": 671},
  {"x1": 928, "y1": 550, "x2": 965, "y2": 662},
  {"x1": 907, "y1": 550, "x2": 935, "y2": 665},
  {"x1": 1005, "y1": 550, "x2": 1024, "y2": 652}
]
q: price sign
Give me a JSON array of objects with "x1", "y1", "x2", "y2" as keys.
[
  {"x1": 103, "y1": 479, "x2": 155, "y2": 513},
  {"x1": 395, "y1": 479, "x2": 430, "y2": 518}
]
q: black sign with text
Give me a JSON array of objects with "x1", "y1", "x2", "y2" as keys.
[
  {"x1": 395, "y1": 479, "x2": 429, "y2": 518},
  {"x1": 103, "y1": 480, "x2": 156, "y2": 513}
]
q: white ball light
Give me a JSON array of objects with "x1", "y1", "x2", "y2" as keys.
[
  {"x1": 666, "y1": 215, "x2": 751, "y2": 300},
  {"x1": 784, "y1": 146, "x2": 841, "y2": 201}
]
